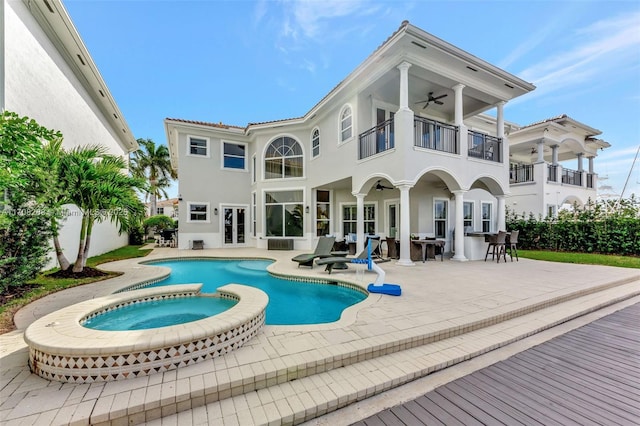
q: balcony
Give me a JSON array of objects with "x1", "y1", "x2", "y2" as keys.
[
  {"x1": 510, "y1": 163, "x2": 534, "y2": 184},
  {"x1": 414, "y1": 116, "x2": 458, "y2": 154},
  {"x1": 562, "y1": 168, "x2": 583, "y2": 186},
  {"x1": 548, "y1": 164, "x2": 558, "y2": 182},
  {"x1": 358, "y1": 119, "x2": 394, "y2": 160},
  {"x1": 586, "y1": 173, "x2": 595, "y2": 189},
  {"x1": 468, "y1": 131, "x2": 502, "y2": 163}
]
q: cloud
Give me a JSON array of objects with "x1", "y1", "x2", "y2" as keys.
[{"x1": 514, "y1": 11, "x2": 640, "y2": 101}]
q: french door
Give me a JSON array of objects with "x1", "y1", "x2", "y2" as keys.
[{"x1": 222, "y1": 206, "x2": 247, "y2": 246}]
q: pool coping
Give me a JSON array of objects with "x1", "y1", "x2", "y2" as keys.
[{"x1": 23, "y1": 283, "x2": 269, "y2": 383}]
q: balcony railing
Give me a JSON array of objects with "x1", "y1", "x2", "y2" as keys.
[
  {"x1": 358, "y1": 119, "x2": 394, "y2": 160},
  {"x1": 510, "y1": 163, "x2": 534, "y2": 184},
  {"x1": 562, "y1": 168, "x2": 583, "y2": 186},
  {"x1": 586, "y1": 173, "x2": 595, "y2": 189},
  {"x1": 548, "y1": 164, "x2": 558, "y2": 182},
  {"x1": 467, "y1": 131, "x2": 502, "y2": 163},
  {"x1": 414, "y1": 116, "x2": 458, "y2": 154}
]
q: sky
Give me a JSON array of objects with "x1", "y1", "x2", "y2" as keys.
[{"x1": 63, "y1": 0, "x2": 640, "y2": 200}]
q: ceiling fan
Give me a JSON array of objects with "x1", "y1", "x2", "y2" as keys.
[
  {"x1": 375, "y1": 180, "x2": 394, "y2": 191},
  {"x1": 415, "y1": 92, "x2": 448, "y2": 109}
]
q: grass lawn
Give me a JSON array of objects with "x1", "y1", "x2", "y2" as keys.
[
  {"x1": 519, "y1": 250, "x2": 640, "y2": 269},
  {"x1": 0, "y1": 245, "x2": 152, "y2": 334}
]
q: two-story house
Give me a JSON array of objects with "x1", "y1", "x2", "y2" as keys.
[
  {"x1": 166, "y1": 21, "x2": 602, "y2": 264},
  {"x1": 507, "y1": 114, "x2": 610, "y2": 217}
]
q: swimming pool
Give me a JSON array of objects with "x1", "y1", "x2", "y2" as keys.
[
  {"x1": 83, "y1": 296, "x2": 237, "y2": 330},
  {"x1": 145, "y1": 259, "x2": 367, "y2": 325}
]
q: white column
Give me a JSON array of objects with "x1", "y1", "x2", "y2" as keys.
[
  {"x1": 451, "y1": 190, "x2": 467, "y2": 262},
  {"x1": 397, "y1": 184, "x2": 414, "y2": 266},
  {"x1": 452, "y1": 84, "x2": 465, "y2": 126},
  {"x1": 536, "y1": 140, "x2": 545, "y2": 164},
  {"x1": 551, "y1": 145, "x2": 559, "y2": 165},
  {"x1": 497, "y1": 195, "x2": 506, "y2": 232},
  {"x1": 496, "y1": 101, "x2": 505, "y2": 138},
  {"x1": 397, "y1": 62, "x2": 412, "y2": 111},
  {"x1": 355, "y1": 193, "x2": 365, "y2": 254},
  {"x1": 453, "y1": 84, "x2": 466, "y2": 158},
  {"x1": 577, "y1": 153, "x2": 583, "y2": 171},
  {"x1": 588, "y1": 156, "x2": 594, "y2": 174}
]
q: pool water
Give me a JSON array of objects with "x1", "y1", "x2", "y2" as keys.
[
  {"x1": 146, "y1": 259, "x2": 366, "y2": 325},
  {"x1": 83, "y1": 296, "x2": 237, "y2": 330}
]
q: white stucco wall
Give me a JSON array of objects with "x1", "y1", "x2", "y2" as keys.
[{"x1": 5, "y1": 1, "x2": 130, "y2": 269}]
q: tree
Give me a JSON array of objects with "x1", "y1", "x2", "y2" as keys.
[
  {"x1": 62, "y1": 146, "x2": 146, "y2": 272},
  {"x1": 130, "y1": 139, "x2": 177, "y2": 216},
  {"x1": 0, "y1": 111, "x2": 61, "y2": 292}
]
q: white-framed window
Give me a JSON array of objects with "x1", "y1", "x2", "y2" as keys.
[
  {"x1": 187, "y1": 202, "x2": 210, "y2": 223},
  {"x1": 252, "y1": 154, "x2": 257, "y2": 183},
  {"x1": 340, "y1": 105, "x2": 353, "y2": 142},
  {"x1": 482, "y1": 202, "x2": 492, "y2": 232},
  {"x1": 221, "y1": 141, "x2": 247, "y2": 170},
  {"x1": 342, "y1": 204, "x2": 375, "y2": 235},
  {"x1": 264, "y1": 136, "x2": 303, "y2": 179},
  {"x1": 187, "y1": 135, "x2": 209, "y2": 157},
  {"x1": 316, "y1": 190, "x2": 331, "y2": 236},
  {"x1": 265, "y1": 190, "x2": 304, "y2": 237},
  {"x1": 156, "y1": 207, "x2": 164, "y2": 215},
  {"x1": 463, "y1": 201, "x2": 474, "y2": 230},
  {"x1": 547, "y1": 204, "x2": 557, "y2": 218},
  {"x1": 434, "y1": 199, "x2": 448, "y2": 238},
  {"x1": 251, "y1": 191, "x2": 257, "y2": 237},
  {"x1": 311, "y1": 128, "x2": 320, "y2": 157}
]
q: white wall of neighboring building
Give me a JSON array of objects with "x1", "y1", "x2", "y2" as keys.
[{"x1": 3, "y1": 0, "x2": 136, "y2": 269}]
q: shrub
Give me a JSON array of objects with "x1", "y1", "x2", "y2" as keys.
[{"x1": 506, "y1": 196, "x2": 640, "y2": 256}]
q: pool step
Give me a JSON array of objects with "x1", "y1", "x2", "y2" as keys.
[{"x1": 128, "y1": 278, "x2": 640, "y2": 425}]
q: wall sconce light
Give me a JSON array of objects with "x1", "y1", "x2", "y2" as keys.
[
  {"x1": 178, "y1": 194, "x2": 183, "y2": 201},
  {"x1": 214, "y1": 208, "x2": 218, "y2": 215},
  {"x1": 305, "y1": 206, "x2": 310, "y2": 213}
]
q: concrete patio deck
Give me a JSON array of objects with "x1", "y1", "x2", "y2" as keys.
[{"x1": 1, "y1": 246, "x2": 639, "y2": 425}]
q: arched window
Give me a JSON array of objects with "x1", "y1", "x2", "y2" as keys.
[
  {"x1": 311, "y1": 128, "x2": 320, "y2": 157},
  {"x1": 340, "y1": 106, "x2": 352, "y2": 142},
  {"x1": 264, "y1": 136, "x2": 303, "y2": 179}
]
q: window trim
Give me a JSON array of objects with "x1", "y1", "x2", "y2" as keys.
[
  {"x1": 186, "y1": 135, "x2": 210, "y2": 158},
  {"x1": 481, "y1": 201, "x2": 493, "y2": 233},
  {"x1": 339, "y1": 104, "x2": 354, "y2": 144},
  {"x1": 263, "y1": 187, "x2": 306, "y2": 238},
  {"x1": 433, "y1": 198, "x2": 448, "y2": 239},
  {"x1": 262, "y1": 135, "x2": 305, "y2": 180},
  {"x1": 156, "y1": 207, "x2": 165, "y2": 215},
  {"x1": 251, "y1": 154, "x2": 257, "y2": 183},
  {"x1": 339, "y1": 201, "x2": 377, "y2": 237},
  {"x1": 251, "y1": 191, "x2": 257, "y2": 237},
  {"x1": 463, "y1": 200, "x2": 475, "y2": 230},
  {"x1": 315, "y1": 189, "x2": 332, "y2": 237},
  {"x1": 187, "y1": 201, "x2": 211, "y2": 223},
  {"x1": 220, "y1": 140, "x2": 248, "y2": 171},
  {"x1": 311, "y1": 127, "x2": 320, "y2": 158}
]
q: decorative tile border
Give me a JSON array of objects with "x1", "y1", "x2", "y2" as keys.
[{"x1": 24, "y1": 284, "x2": 268, "y2": 383}]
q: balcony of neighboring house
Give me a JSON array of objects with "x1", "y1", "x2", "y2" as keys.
[
  {"x1": 509, "y1": 163, "x2": 534, "y2": 184},
  {"x1": 562, "y1": 167, "x2": 583, "y2": 186}
]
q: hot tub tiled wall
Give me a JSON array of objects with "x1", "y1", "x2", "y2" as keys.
[{"x1": 24, "y1": 284, "x2": 268, "y2": 384}]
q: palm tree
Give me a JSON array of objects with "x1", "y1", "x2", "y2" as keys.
[
  {"x1": 130, "y1": 139, "x2": 177, "y2": 216},
  {"x1": 62, "y1": 145, "x2": 145, "y2": 272}
]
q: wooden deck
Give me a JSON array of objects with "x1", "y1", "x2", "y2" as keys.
[{"x1": 354, "y1": 303, "x2": 640, "y2": 426}]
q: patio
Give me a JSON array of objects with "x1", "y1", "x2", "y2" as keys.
[{"x1": 1, "y1": 247, "x2": 639, "y2": 425}]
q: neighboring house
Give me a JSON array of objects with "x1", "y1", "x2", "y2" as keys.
[
  {"x1": 2, "y1": 0, "x2": 138, "y2": 268},
  {"x1": 165, "y1": 21, "x2": 607, "y2": 263},
  {"x1": 507, "y1": 114, "x2": 610, "y2": 217},
  {"x1": 145, "y1": 198, "x2": 179, "y2": 219}
]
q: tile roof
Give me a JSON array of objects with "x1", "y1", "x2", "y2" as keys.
[
  {"x1": 519, "y1": 114, "x2": 570, "y2": 130},
  {"x1": 165, "y1": 117, "x2": 245, "y2": 130}
]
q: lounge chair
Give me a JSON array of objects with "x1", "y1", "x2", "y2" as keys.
[
  {"x1": 291, "y1": 236, "x2": 335, "y2": 268},
  {"x1": 316, "y1": 240, "x2": 380, "y2": 274}
]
